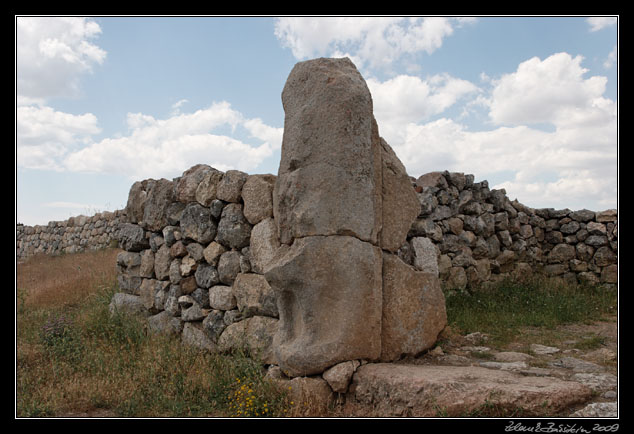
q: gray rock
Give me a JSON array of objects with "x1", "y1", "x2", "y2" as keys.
[
  {"x1": 147, "y1": 311, "x2": 183, "y2": 336},
  {"x1": 530, "y1": 344, "x2": 560, "y2": 355},
  {"x1": 174, "y1": 164, "x2": 214, "y2": 204},
  {"x1": 182, "y1": 322, "x2": 217, "y2": 353},
  {"x1": 216, "y1": 203, "x2": 252, "y2": 249},
  {"x1": 479, "y1": 361, "x2": 528, "y2": 371},
  {"x1": 232, "y1": 273, "x2": 278, "y2": 318},
  {"x1": 570, "y1": 402, "x2": 617, "y2": 418},
  {"x1": 569, "y1": 209, "x2": 596, "y2": 222},
  {"x1": 560, "y1": 220, "x2": 580, "y2": 234},
  {"x1": 108, "y1": 293, "x2": 150, "y2": 317},
  {"x1": 209, "y1": 199, "x2": 225, "y2": 219},
  {"x1": 216, "y1": 169, "x2": 247, "y2": 203},
  {"x1": 584, "y1": 235, "x2": 608, "y2": 247},
  {"x1": 208, "y1": 285, "x2": 237, "y2": 311},
  {"x1": 166, "y1": 202, "x2": 186, "y2": 225},
  {"x1": 139, "y1": 278, "x2": 169, "y2": 313},
  {"x1": 548, "y1": 243, "x2": 576, "y2": 263},
  {"x1": 322, "y1": 360, "x2": 360, "y2": 393},
  {"x1": 125, "y1": 180, "x2": 149, "y2": 224},
  {"x1": 218, "y1": 251, "x2": 242, "y2": 285},
  {"x1": 202, "y1": 310, "x2": 226, "y2": 343},
  {"x1": 249, "y1": 218, "x2": 281, "y2": 274},
  {"x1": 164, "y1": 295, "x2": 180, "y2": 317},
  {"x1": 118, "y1": 223, "x2": 149, "y2": 252},
  {"x1": 186, "y1": 242, "x2": 204, "y2": 261},
  {"x1": 162, "y1": 225, "x2": 180, "y2": 247},
  {"x1": 181, "y1": 302, "x2": 205, "y2": 322},
  {"x1": 241, "y1": 174, "x2": 276, "y2": 225},
  {"x1": 202, "y1": 241, "x2": 227, "y2": 266},
  {"x1": 551, "y1": 357, "x2": 604, "y2": 373},
  {"x1": 180, "y1": 203, "x2": 217, "y2": 244},
  {"x1": 194, "y1": 263, "x2": 219, "y2": 289},
  {"x1": 217, "y1": 316, "x2": 279, "y2": 364},
  {"x1": 168, "y1": 258, "x2": 182, "y2": 284},
  {"x1": 379, "y1": 137, "x2": 419, "y2": 252},
  {"x1": 411, "y1": 237, "x2": 438, "y2": 276},
  {"x1": 195, "y1": 168, "x2": 224, "y2": 206},
  {"x1": 572, "y1": 373, "x2": 618, "y2": 393},
  {"x1": 191, "y1": 287, "x2": 210, "y2": 308},
  {"x1": 142, "y1": 178, "x2": 175, "y2": 231},
  {"x1": 346, "y1": 363, "x2": 592, "y2": 417}
]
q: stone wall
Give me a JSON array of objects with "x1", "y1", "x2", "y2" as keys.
[
  {"x1": 406, "y1": 171, "x2": 618, "y2": 290},
  {"x1": 16, "y1": 210, "x2": 125, "y2": 259},
  {"x1": 110, "y1": 163, "x2": 617, "y2": 365},
  {"x1": 112, "y1": 164, "x2": 281, "y2": 362}
]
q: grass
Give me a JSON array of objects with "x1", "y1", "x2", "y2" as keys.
[
  {"x1": 16, "y1": 248, "x2": 292, "y2": 418},
  {"x1": 16, "y1": 248, "x2": 618, "y2": 418},
  {"x1": 444, "y1": 276, "x2": 618, "y2": 347}
]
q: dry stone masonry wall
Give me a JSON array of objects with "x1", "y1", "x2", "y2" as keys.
[
  {"x1": 16, "y1": 210, "x2": 125, "y2": 259},
  {"x1": 406, "y1": 171, "x2": 618, "y2": 290},
  {"x1": 112, "y1": 163, "x2": 281, "y2": 363}
]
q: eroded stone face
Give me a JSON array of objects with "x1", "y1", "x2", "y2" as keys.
[{"x1": 265, "y1": 235, "x2": 382, "y2": 377}]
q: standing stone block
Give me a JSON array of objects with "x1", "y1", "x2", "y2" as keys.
[
  {"x1": 265, "y1": 235, "x2": 382, "y2": 377},
  {"x1": 273, "y1": 57, "x2": 382, "y2": 245},
  {"x1": 381, "y1": 253, "x2": 447, "y2": 361}
]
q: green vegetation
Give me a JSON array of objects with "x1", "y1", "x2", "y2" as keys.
[{"x1": 444, "y1": 277, "x2": 617, "y2": 347}]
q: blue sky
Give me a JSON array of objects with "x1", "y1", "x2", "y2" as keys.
[{"x1": 16, "y1": 16, "x2": 618, "y2": 226}]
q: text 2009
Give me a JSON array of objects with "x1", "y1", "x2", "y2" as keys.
[{"x1": 593, "y1": 425, "x2": 619, "y2": 433}]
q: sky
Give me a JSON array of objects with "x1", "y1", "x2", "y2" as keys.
[{"x1": 15, "y1": 16, "x2": 618, "y2": 226}]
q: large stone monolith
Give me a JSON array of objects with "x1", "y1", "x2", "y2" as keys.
[{"x1": 266, "y1": 57, "x2": 445, "y2": 377}]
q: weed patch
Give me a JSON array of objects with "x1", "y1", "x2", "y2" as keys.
[{"x1": 445, "y1": 277, "x2": 617, "y2": 347}]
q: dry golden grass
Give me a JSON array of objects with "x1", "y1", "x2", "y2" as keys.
[
  {"x1": 17, "y1": 248, "x2": 122, "y2": 309},
  {"x1": 16, "y1": 247, "x2": 293, "y2": 418}
]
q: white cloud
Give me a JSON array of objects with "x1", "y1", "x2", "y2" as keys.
[
  {"x1": 274, "y1": 17, "x2": 474, "y2": 70},
  {"x1": 16, "y1": 16, "x2": 107, "y2": 172},
  {"x1": 15, "y1": 18, "x2": 282, "y2": 181},
  {"x1": 63, "y1": 102, "x2": 283, "y2": 180},
  {"x1": 389, "y1": 117, "x2": 616, "y2": 210},
  {"x1": 587, "y1": 17, "x2": 617, "y2": 32},
  {"x1": 16, "y1": 103, "x2": 101, "y2": 170},
  {"x1": 369, "y1": 52, "x2": 617, "y2": 211},
  {"x1": 16, "y1": 17, "x2": 106, "y2": 100},
  {"x1": 366, "y1": 73, "x2": 480, "y2": 144},
  {"x1": 604, "y1": 45, "x2": 617, "y2": 69},
  {"x1": 488, "y1": 53, "x2": 611, "y2": 128},
  {"x1": 170, "y1": 99, "x2": 189, "y2": 116}
]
